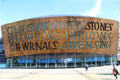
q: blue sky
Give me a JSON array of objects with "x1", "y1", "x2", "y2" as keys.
[{"x1": 0, "y1": 0, "x2": 120, "y2": 37}]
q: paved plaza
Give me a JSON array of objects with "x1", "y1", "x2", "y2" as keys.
[{"x1": 0, "y1": 65, "x2": 119, "y2": 80}]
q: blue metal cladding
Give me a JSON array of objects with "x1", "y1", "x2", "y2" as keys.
[
  {"x1": 85, "y1": 57, "x2": 105, "y2": 62},
  {"x1": 37, "y1": 59, "x2": 56, "y2": 63},
  {"x1": 0, "y1": 59, "x2": 6, "y2": 63},
  {"x1": 67, "y1": 59, "x2": 75, "y2": 63},
  {"x1": 17, "y1": 59, "x2": 34, "y2": 63},
  {"x1": 76, "y1": 59, "x2": 81, "y2": 62},
  {"x1": 17, "y1": 57, "x2": 106, "y2": 64},
  {"x1": 48, "y1": 59, "x2": 56, "y2": 63},
  {"x1": 58, "y1": 58, "x2": 77, "y2": 63},
  {"x1": 85, "y1": 58, "x2": 93, "y2": 62},
  {"x1": 97, "y1": 57, "x2": 105, "y2": 61},
  {"x1": 57, "y1": 59, "x2": 64, "y2": 63},
  {"x1": 37, "y1": 59, "x2": 48, "y2": 63}
]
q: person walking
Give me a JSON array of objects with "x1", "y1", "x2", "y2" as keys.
[
  {"x1": 85, "y1": 64, "x2": 88, "y2": 71},
  {"x1": 112, "y1": 65, "x2": 119, "y2": 80}
]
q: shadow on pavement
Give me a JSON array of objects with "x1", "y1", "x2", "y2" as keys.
[{"x1": 97, "y1": 73, "x2": 120, "y2": 75}]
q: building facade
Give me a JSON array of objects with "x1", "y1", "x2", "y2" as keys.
[{"x1": 1, "y1": 16, "x2": 119, "y2": 68}]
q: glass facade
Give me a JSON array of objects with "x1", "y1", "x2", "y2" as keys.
[
  {"x1": 6, "y1": 53, "x2": 117, "y2": 69},
  {"x1": 0, "y1": 50, "x2": 6, "y2": 63},
  {"x1": 0, "y1": 39, "x2": 7, "y2": 68}
]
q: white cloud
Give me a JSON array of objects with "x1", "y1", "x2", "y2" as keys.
[
  {"x1": 81, "y1": 0, "x2": 102, "y2": 17},
  {"x1": 114, "y1": 10, "x2": 119, "y2": 14}
]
